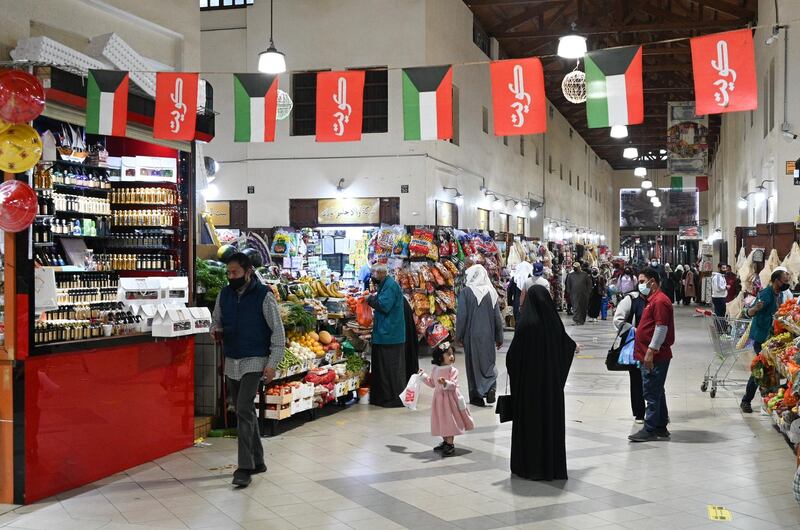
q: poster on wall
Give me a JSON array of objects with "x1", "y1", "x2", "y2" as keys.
[
  {"x1": 517, "y1": 216, "x2": 525, "y2": 236},
  {"x1": 667, "y1": 101, "x2": 708, "y2": 176},
  {"x1": 205, "y1": 201, "x2": 231, "y2": 227},
  {"x1": 317, "y1": 198, "x2": 380, "y2": 225},
  {"x1": 435, "y1": 200, "x2": 457, "y2": 227},
  {"x1": 620, "y1": 188, "x2": 698, "y2": 230},
  {"x1": 478, "y1": 208, "x2": 490, "y2": 231},
  {"x1": 678, "y1": 225, "x2": 702, "y2": 240}
]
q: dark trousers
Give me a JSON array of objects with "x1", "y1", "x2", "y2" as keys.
[
  {"x1": 629, "y1": 368, "x2": 645, "y2": 420},
  {"x1": 712, "y1": 297, "x2": 726, "y2": 318},
  {"x1": 742, "y1": 341, "x2": 763, "y2": 405},
  {"x1": 227, "y1": 372, "x2": 264, "y2": 470},
  {"x1": 641, "y1": 360, "x2": 670, "y2": 432}
]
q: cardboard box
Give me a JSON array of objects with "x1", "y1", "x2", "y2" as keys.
[
  {"x1": 161, "y1": 277, "x2": 189, "y2": 303},
  {"x1": 152, "y1": 308, "x2": 194, "y2": 337},
  {"x1": 265, "y1": 388, "x2": 293, "y2": 405},
  {"x1": 189, "y1": 307, "x2": 212, "y2": 333},
  {"x1": 265, "y1": 406, "x2": 291, "y2": 420},
  {"x1": 119, "y1": 277, "x2": 161, "y2": 304}
]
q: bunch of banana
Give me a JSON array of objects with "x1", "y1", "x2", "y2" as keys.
[{"x1": 311, "y1": 280, "x2": 346, "y2": 298}]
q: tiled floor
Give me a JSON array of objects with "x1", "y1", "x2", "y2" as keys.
[{"x1": 2, "y1": 305, "x2": 800, "y2": 529}]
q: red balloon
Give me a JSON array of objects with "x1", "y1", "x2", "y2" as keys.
[
  {"x1": 0, "y1": 179, "x2": 37, "y2": 232},
  {"x1": 0, "y1": 70, "x2": 46, "y2": 124}
]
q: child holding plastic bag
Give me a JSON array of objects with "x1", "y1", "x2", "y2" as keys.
[{"x1": 418, "y1": 338, "x2": 474, "y2": 456}]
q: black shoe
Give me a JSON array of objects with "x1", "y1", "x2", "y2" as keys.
[
  {"x1": 433, "y1": 441, "x2": 447, "y2": 452},
  {"x1": 470, "y1": 398, "x2": 486, "y2": 407},
  {"x1": 486, "y1": 389, "x2": 496, "y2": 404},
  {"x1": 441, "y1": 443, "x2": 455, "y2": 457},
  {"x1": 740, "y1": 402, "x2": 753, "y2": 413},
  {"x1": 655, "y1": 427, "x2": 671, "y2": 439},
  {"x1": 628, "y1": 428, "x2": 657, "y2": 442},
  {"x1": 252, "y1": 463, "x2": 267, "y2": 474},
  {"x1": 232, "y1": 469, "x2": 252, "y2": 487}
]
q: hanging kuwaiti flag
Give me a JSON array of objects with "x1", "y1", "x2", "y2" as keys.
[
  {"x1": 316, "y1": 70, "x2": 365, "y2": 142},
  {"x1": 671, "y1": 175, "x2": 709, "y2": 192},
  {"x1": 233, "y1": 73, "x2": 279, "y2": 142},
  {"x1": 154, "y1": 72, "x2": 199, "y2": 141},
  {"x1": 85, "y1": 70, "x2": 129, "y2": 137},
  {"x1": 585, "y1": 45, "x2": 644, "y2": 128},
  {"x1": 402, "y1": 66, "x2": 453, "y2": 141},
  {"x1": 490, "y1": 58, "x2": 546, "y2": 136},
  {"x1": 690, "y1": 29, "x2": 757, "y2": 115}
]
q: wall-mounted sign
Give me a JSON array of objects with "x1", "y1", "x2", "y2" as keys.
[
  {"x1": 478, "y1": 208, "x2": 490, "y2": 231},
  {"x1": 786, "y1": 160, "x2": 795, "y2": 175},
  {"x1": 205, "y1": 201, "x2": 231, "y2": 227},
  {"x1": 498, "y1": 213, "x2": 510, "y2": 233},
  {"x1": 317, "y1": 198, "x2": 380, "y2": 225},
  {"x1": 517, "y1": 216, "x2": 526, "y2": 236},
  {"x1": 678, "y1": 225, "x2": 702, "y2": 240},
  {"x1": 435, "y1": 200, "x2": 457, "y2": 227}
]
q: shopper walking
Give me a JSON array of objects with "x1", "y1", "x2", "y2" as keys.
[
  {"x1": 507, "y1": 261, "x2": 532, "y2": 323},
  {"x1": 628, "y1": 267, "x2": 675, "y2": 442},
  {"x1": 456, "y1": 265, "x2": 504, "y2": 407},
  {"x1": 613, "y1": 290, "x2": 647, "y2": 423},
  {"x1": 587, "y1": 267, "x2": 604, "y2": 322},
  {"x1": 673, "y1": 265, "x2": 685, "y2": 305},
  {"x1": 419, "y1": 338, "x2": 474, "y2": 457},
  {"x1": 564, "y1": 263, "x2": 575, "y2": 315},
  {"x1": 211, "y1": 252, "x2": 285, "y2": 487},
  {"x1": 616, "y1": 267, "x2": 637, "y2": 300},
  {"x1": 740, "y1": 269, "x2": 791, "y2": 413},
  {"x1": 367, "y1": 263, "x2": 406, "y2": 408},
  {"x1": 506, "y1": 285, "x2": 576, "y2": 480},
  {"x1": 661, "y1": 264, "x2": 676, "y2": 303},
  {"x1": 565, "y1": 262, "x2": 591, "y2": 325},
  {"x1": 519, "y1": 262, "x2": 550, "y2": 307},
  {"x1": 711, "y1": 263, "x2": 729, "y2": 318},
  {"x1": 683, "y1": 266, "x2": 697, "y2": 305}
]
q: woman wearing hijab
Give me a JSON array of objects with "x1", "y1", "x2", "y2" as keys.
[
  {"x1": 507, "y1": 285, "x2": 576, "y2": 481},
  {"x1": 673, "y1": 265, "x2": 685, "y2": 305},
  {"x1": 456, "y1": 265, "x2": 504, "y2": 407},
  {"x1": 587, "y1": 267, "x2": 604, "y2": 322},
  {"x1": 661, "y1": 263, "x2": 676, "y2": 303},
  {"x1": 683, "y1": 265, "x2": 696, "y2": 305},
  {"x1": 507, "y1": 262, "x2": 532, "y2": 324}
]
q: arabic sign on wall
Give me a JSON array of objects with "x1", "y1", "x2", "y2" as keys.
[
  {"x1": 205, "y1": 201, "x2": 231, "y2": 227},
  {"x1": 317, "y1": 198, "x2": 380, "y2": 225},
  {"x1": 667, "y1": 102, "x2": 709, "y2": 176},
  {"x1": 620, "y1": 188, "x2": 699, "y2": 231}
]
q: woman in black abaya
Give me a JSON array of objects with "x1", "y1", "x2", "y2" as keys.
[{"x1": 506, "y1": 285, "x2": 576, "y2": 481}]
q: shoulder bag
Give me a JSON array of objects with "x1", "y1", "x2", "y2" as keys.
[{"x1": 605, "y1": 295, "x2": 637, "y2": 371}]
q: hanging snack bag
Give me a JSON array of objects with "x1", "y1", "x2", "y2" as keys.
[
  {"x1": 426, "y1": 321, "x2": 449, "y2": 347},
  {"x1": 409, "y1": 227, "x2": 435, "y2": 257}
]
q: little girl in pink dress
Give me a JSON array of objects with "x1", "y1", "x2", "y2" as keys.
[{"x1": 420, "y1": 339, "x2": 475, "y2": 456}]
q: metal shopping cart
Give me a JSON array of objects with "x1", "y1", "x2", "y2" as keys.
[{"x1": 700, "y1": 312, "x2": 752, "y2": 398}]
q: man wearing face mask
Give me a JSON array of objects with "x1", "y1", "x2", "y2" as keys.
[
  {"x1": 629, "y1": 267, "x2": 674, "y2": 442},
  {"x1": 211, "y1": 252, "x2": 285, "y2": 487},
  {"x1": 740, "y1": 269, "x2": 791, "y2": 413}
]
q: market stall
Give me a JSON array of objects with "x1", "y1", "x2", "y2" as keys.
[{"x1": 1, "y1": 66, "x2": 214, "y2": 504}]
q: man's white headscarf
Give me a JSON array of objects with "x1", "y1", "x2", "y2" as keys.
[
  {"x1": 513, "y1": 262, "x2": 533, "y2": 290},
  {"x1": 466, "y1": 264, "x2": 498, "y2": 306}
]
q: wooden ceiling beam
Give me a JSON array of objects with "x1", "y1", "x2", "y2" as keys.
[
  {"x1": 644, "y1": 63, "x2": 694, "y2": 72},
  {"x1": 634, "y1": 1, "x2": 693, "y2": 23},
  {"x1": 690, "y1": 0, "x2": 754, "y2": 20},
  {"x1": 487, "y1": 1, "x2": 566, "y2": 34},
  {"x1": 495, "y1": 19, "x2": 743, "y2": 39}
]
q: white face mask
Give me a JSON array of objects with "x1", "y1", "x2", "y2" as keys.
[{"x1": 638, "y1": 282, "x2": 651, "y2": 296}]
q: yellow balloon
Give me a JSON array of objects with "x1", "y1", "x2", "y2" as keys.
[{"x1": 0, "y1": 124, "x2": 42, "y2": 173}]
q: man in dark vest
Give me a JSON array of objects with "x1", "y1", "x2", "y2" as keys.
[{"x1": 211, "y1": 252, "x2": 285, "y2": 487}]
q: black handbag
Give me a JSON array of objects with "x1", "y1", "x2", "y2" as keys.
[{"x1": 495, "y1": 373, "x2": 513, "y2": 422}]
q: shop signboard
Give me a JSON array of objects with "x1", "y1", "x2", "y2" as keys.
[
  {"x1": 205, "y1": 201, "x2": 231, "y2": 227},
  {"x1": 667, "y1": 101, "x2": 708, "y2": 176},
  {"x1": 620, "y1": 188, "x2": 698, "y2": 230},
  {"x1": 678, "y1": 225, "x2": 702, "y2": 240},
  {"x1": 317, "y1": 198, "x2": 380, "y2": 225}
]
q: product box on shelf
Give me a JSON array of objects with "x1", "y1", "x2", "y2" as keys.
[
  {"x1": 128, "y1": 303, "x2": 158, "y2": 331},
  {"x1": 162, "y1": 277, "x2": 189, "y2": 304},
  {"x1": 121, "y1": 156, "x2": 177, "y2": 183},
  {"x1": 189, "y1": 307, "x2": 212, "y2": 333},
  {"x1": 265, "y1": 405, "x2": 292, "y2": 420},
  {"x1": 152, "y1": 308, "x2": 193, "y2": 337},
  {"x1": 119, "y1": 277, "x2": 161, "y2": 304},
  {"x1": 291, "y1": 396, "x2": 313, "y2": 415},
  {"x1": 265, "y1": 387, "x2": 293, "y2": 405}
]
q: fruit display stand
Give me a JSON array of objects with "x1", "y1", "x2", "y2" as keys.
[{"x1": 752, "y1": 299, "x2": 800, "y2": 469}]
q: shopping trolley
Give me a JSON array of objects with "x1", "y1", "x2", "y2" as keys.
[{"x1": 700, "y1": 314, "x2": 752, "y2": 398}]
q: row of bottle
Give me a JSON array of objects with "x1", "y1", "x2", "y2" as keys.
[
  {"x1": 104, "y1": 233, "x2": 172, "y2": 250},
  {"x1": 44, "y1": 216, "x2": 112, "y2": 238},
  {"x1": 55, "y1": 272, "x2": 119, "y2": 289},
  {"x1": 44, "y1": 302, "x2": 125, "y2": 322},
  {"x1": 49, "y1": 192, "x2": 111, "y2": 215},
  {"x1": 112, "y1": 210, "x2": 174, "y2": 227},
  {"x1": 33, "y1": 220, "x2": 54, "y2": 243},
  {"x1": 111, "y1": 187, "x2": 178, "y2": 205},
  {"x1": 94, "y1": 253, "x2": 175, "y2": 271},
  {"x1": 57, "y1": 287, "x2": 118, "y2": 305},
  {"x1": 36, "y1": 248, "x2": 67, "y2": 267},
  {"x1": 35, "y1": 321, "x2": 105, "y2": 344},
  {"x1": 35, "y1": 164, "x2": 113, "y2": 190}
]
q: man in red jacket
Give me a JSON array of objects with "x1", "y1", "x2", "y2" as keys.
[{"x1": 628, "y1": 267, "x2": 674, "y2": 442}]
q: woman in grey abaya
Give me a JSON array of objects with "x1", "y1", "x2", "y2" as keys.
[{"x1": 456, "y1": 265, "x2": 504, "y2": 407}]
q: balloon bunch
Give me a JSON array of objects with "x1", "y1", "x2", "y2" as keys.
[{"x1": 0, "y1": 70, "x2": 46, "y2": 232}]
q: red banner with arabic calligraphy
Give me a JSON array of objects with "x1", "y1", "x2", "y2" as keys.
[
  {"x1": 153, "y1": 72, "x2": 199, "y2": 140},
  {"x1": 316, "y1": 71, "x2": 365, "y2": 142},
  {"x1": 490, "y1": 58, "x2": 546, "y2": 136},
  {"x1": 691, "y1": 29, "x2": 757, "y2": 115}
]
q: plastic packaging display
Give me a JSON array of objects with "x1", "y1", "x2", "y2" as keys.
[{"x1": 0, "y1": 70, "x2": 46, "y2": 123}]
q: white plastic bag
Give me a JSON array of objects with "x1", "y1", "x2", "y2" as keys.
[{"x1": 399, "y1": 373, "x2": 421, "y2": 410}]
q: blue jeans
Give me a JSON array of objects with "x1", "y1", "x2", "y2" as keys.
[
  {"x1": 641, "y1": 360, "x2": 670, "y2": 432},
  {"x1": 742, "y1": 341, "x2": 763, "y2": 405},
  {"x1": 600, "y1": 297, "x2": 609, "y2": 320}
]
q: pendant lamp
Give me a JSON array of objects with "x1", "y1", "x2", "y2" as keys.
[{"x1": 258, "y1": 0, "x2": 287, "y2": 74}]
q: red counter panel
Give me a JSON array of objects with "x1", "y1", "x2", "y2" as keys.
[{"x1": 23, "y1": 337, "x2": 194, "y2": 503}]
